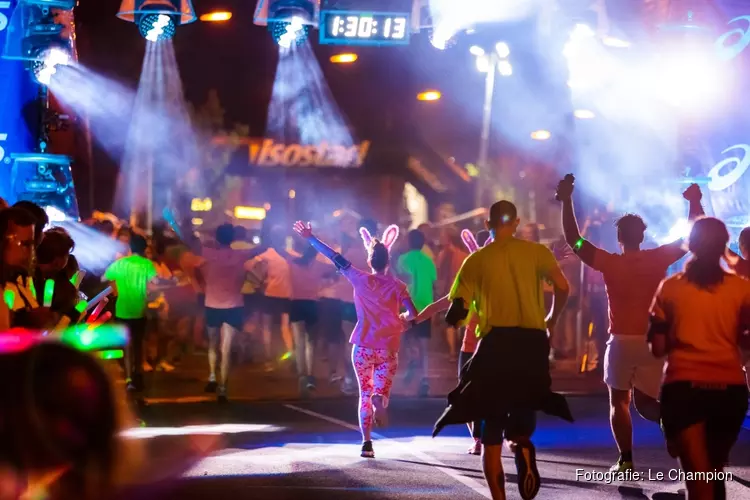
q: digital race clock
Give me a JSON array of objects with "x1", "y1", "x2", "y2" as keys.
[{"x1": 319, "y1": 10, "x2": 410, "y2": 45}]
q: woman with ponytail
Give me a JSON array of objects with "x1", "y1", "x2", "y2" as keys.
[
  {"x1": 293, "y1": 221, "x2": 418, "y2": 458},
  {"x1": 648, "y1": 217, "x2": 750, "y2": 500}
]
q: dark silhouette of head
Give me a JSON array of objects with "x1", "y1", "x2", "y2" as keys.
[
  {"x1": 407, "y1": 229, "x2": 425, "y2": 251},
  {"x1": 615, "y1": 213, "x2": 647, "y2": 249},
  {"x1": 486, "y1": 201, "x2": 519, "y2": 235},
  {"x1": 215, "y1": 224, "x2": 235, "y2": 247},
  {"x1": 368, "y1": 240, "x2": 389, "y2": 273},
  {"x1": 129, "y1": 234, "x2": 148, "y2": 257},
  {"x1": 685, "y1": 217, "x2": 729, "y2": 289},
  {"x1": 739, "y1": 226, "x2": 750, "y2": 260},
  {"x1": 13, "y1": 201, "x2": 48, "y2": 247}
]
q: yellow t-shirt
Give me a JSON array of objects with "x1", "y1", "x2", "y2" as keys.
[{"x1": 450, "y1": 236, "x2": 560, "y2": 336}]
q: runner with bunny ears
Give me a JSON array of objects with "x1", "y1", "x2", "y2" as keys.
[{"x1": 293, "y1": 221, "x2": 418, "y2": 458}]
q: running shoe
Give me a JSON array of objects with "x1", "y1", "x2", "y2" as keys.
[
  {"x1": 329, "y1": 372, "x2": 343, "y2": 384},
  {"x1": 142, "y1": 361, "x2": 154, "y2": 373},
  {"x1": 467, "y1": 438, "x2": 482, "y2": 456},
  {"x1": 306, "y1": 376, "x2": 316, "y2": 391},
  {"x1": 125, "y1": 378, "x2": 136, "y2": 393},
  {"x1": 609, "y1": 458, "x2": 633, "y2": 473},
  {"x1": 217, "y1": 386, "x2": 228, "y2": 404},
  {"x1": 514, "y1": 441, "x2": 541, "y2": 500},
  {"x1": 204, "y1": 380, "x2": 218, "y2": 393},
  {"x1": 360, "y1": 440, "x2": 375, "y2": 458}
]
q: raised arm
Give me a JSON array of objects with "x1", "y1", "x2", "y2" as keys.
[
  {"x1": 293, "y1": 221, "x2": 350, "y2": 270},
  {"x1": 556, "y1": 175, "x2": 599, "y2": 267},
  {"x1": 414, "y1": 295, "x2": 450, "y2": 324}
]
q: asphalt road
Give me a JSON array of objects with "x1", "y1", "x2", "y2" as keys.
[{"x1": 119, "y1": 395, "x2": 750, "y2": 500}]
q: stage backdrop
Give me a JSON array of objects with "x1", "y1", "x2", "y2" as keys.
[{"x1": 0, "y1": 0, "x2": 37, "y2": 203}]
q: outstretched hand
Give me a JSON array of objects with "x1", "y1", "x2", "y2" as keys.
[
  {"x1": 555, "y1": 174, "x2": 575, "y2": 202},
  {"x1": 293, "y1": 221, "x2": 313, "y2": 239},
  {"x1": 682, "y1": 183, "x2": 702, "y2": 202}
]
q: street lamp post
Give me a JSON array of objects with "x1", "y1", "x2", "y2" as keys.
[
  {"x1": 471, "y1": 43, "x2": 511, "y2": 211},
  {"x1": 476, "y1": 53, "x2": 497, "y2": 210}
]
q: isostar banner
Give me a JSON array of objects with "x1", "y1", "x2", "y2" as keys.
[
  {"x1": 0, "y1": 0, "x2": 37, "y2": 202},
  {"x1": 213, "y1": 137, "x2": 371, "y2": 168}
]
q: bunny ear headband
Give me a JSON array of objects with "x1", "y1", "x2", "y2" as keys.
[
  {"x1": 461, "y1": 229, "x2": 479, "y2": 253},
  {"x1": 359, "y1": 225, "x2": 400, "y2": 252},
  {"x1": 461, "y1": 229, "x2": 494, "y2": 254}
]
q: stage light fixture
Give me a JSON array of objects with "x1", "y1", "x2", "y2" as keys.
[
  {"x1": 257, "y1": 1, "x2": 317, "y2": 47},
  {"x1": 271, "y1": 15, "x2": 310, "y2": 48},
  {"x1": 117, "y1": 0, "x2": 196, "y2": 42},
  {"x1": 33, "y1": 46, "x2": 69, "y2": 84},
  {"x1": 2, "y1": 1, "x2": 73, "y2": 65}
]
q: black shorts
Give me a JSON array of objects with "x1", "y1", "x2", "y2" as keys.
[
  {"x1": 318, "y1": 298, "x2": 345, "y2": 343},
  {"x1": 482, "y1": 410, "x2": 537, "y2": 446},
  {"x1": 290, "y1": 299, "x2": 319, "y2": 329},
  {"x1": 407, "y1": 320, "x2": 431, "y2": 339},
  {"x1": 660, "y1": 381, "x2": 748, "y2": 464},
  {"x1": 260, "y1": 296, "x2": 291, "y2": 317},
  {"x1": 205, "y1": 307, "x2": 244, "y2": 329},
  {"x1": 341, "y1": 302, "x2": 357, "y2": 323},
  {"x1": 243, "y1": 293, "x2": 259, "y2": 316}
]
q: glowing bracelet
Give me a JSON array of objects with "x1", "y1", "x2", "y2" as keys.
[{"x1": 574, "y1": 238, "x2": 585, "y2": 252}]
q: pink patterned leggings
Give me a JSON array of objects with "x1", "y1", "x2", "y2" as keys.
[{"x1": 351, "y1": 345, "x2": 398, "y2": 435}]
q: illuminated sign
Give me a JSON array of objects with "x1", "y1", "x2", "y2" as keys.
[
  {"x1": 707, "y1": 144, "x2": 750, "y2": 191},
  {"x1": 191, "y1": 197, "x2": 212, "y2": 211},
  {"x1": 234, "y1": 206, "x2": 266, "y2": 220},
  {"x1": 214, "y1": 137, "x2": 371, "y2": 168},
  {"x1": 320, "y1": 11, "x2": 409, "y2": 46},
  {"x1": 716, "y1": 15, "x2": 750, "y2": 60},
  {"x1": 0, "y1": 1, "x2": 9, "y2": 32}
]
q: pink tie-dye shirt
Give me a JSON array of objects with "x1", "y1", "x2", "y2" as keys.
[{"x1": 341, "y1": 266, "x2": 410, "y2": 352}]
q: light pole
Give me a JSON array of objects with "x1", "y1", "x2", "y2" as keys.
[{"x1": 471, "y1": 43, "x2": 512, "y2": 210}]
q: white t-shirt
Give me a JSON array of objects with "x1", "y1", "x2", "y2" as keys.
[{"x1": 246, "y1": 248, "x2": 292, "y2": 299}]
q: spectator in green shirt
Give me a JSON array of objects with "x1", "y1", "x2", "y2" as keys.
[
  {"x1": 397, "y1": 229, "x2": 437, "y2": 396},
  {"x1": 104, "y1": 234, "x2": 158, "y2": 393}
]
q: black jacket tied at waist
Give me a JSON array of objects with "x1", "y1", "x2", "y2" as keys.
[{"x1": 433, "y1": 326, "x2": 574, "y2": 437}]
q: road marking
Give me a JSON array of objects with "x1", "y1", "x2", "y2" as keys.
[{"x1": 284, "y1": 404, "x2": 491, "y2": 499}]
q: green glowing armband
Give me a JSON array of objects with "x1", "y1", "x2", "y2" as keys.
[{"x1": 573, "y1": 238, "x2": 586, "y2": 252}]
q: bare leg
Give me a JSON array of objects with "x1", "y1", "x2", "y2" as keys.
[
  {"x1": 219, "y1": 323, "x2": 235, "y2": 388},
  {"x1": 206, "y1": 326, "x2": 220, "y2": 380},
  {"x1": 609, "y1": 387, "x2": 633, "y2": 467},
  {"x1": 482, "y1": 445, "x2": 506, "y2": 500},
  {"x1": 676, "y1": 422, "x2": 714, "y2": 500},
  {"x1": 280, "y1": 312, "x2": 293, "y2": 354},
  {"x1": 292, "y1": 322, "x2": 309, "y2": 376}
]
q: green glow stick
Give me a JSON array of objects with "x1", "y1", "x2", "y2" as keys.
[
  {"x1": 29, "y1": 279, "x2": 37, "y2": 301},
  {"x1": 3, "y1": 289, "x2": 15, "y2": 310},
  {"x1": 574, "y1": 238, "x2": 585, "y2": 251},
  {"x1": 43, "y1": 279, "x2": 55, "y2": 307},
  {"x1": 98, "y1": 349, "x2": 123, "y2": 360},
  {"x1": 75, "y1": 300, "x2": 88, "y2": 314}
]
